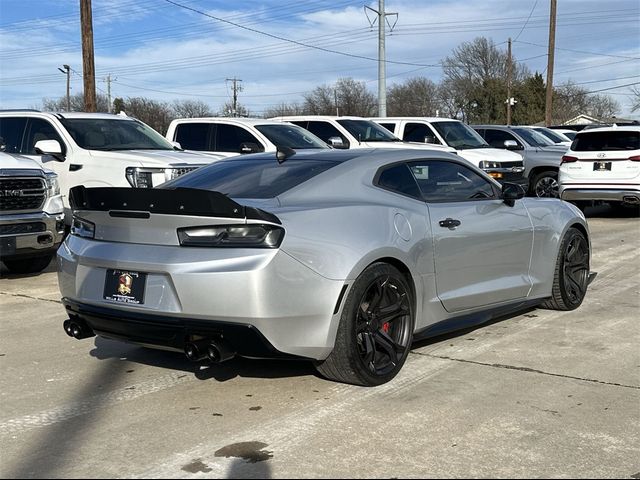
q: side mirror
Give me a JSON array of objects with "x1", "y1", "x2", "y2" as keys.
[
  {"x1": 424, "y1": 135, "x2": 438, "y2": 144},
  {"x1": 503, "y1": 139, "x2": 523, "y2": 150},
  {"x1": 239, "y1": 142, "x2": 261, "y2": 154},
  {"x1": 327, "y1": 136, "x2": 347, "y2": 149},
  {"x1": 34, "y1": 139, "x2": 65, "y2": 161},
  {"x1": 502, "y1": 182, "x2": 526, "y2": 207}
]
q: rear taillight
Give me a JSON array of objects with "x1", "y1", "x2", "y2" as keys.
[
  {"x1": 561, "y1": 155, "x2": 579, "y2": 164},
  {"x1": 629, "y1": 155, "x2": 640, "y2": 162},
  {"x1": 177, "y1": 224, "x2": 285, "y2": 248}
]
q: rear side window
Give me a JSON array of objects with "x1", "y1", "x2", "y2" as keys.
[
  {"x1": 572, "y1": 131, "x2": 640, "y2": 151},
  {"x1": 0, "y1": 117, "x2": 27, "y2": 153},
  {"x1": 174, "y1": 123, "x2": 212, "y2": 151},
  {"x1": 162, "y1": 159, "x2": 340, "y2": 198},
  {"x1": 376, "y1": 163, "x2": 422, "y2": 200},
  {"x1": 482, "y1": 129, "x2": 520, "y2": 149},
  {"x1": 404, "y1": 123, "x2": 440, "y2": 144},
  {"x1": 215, "y1": 124, "x2": 261, "y2": 153},
  {"x1": 378, "y1": 123, "x2": 395, "y2": 133}
]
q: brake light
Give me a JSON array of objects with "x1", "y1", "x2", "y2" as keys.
[
  {"x1": 629, "y1": 155, "x2": 640, "y2": 162},
  {"x1": 561, "y1": 155, "x2": 579, "y2": 164}
]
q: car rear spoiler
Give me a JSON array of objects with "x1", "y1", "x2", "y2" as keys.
[{"x1": 69, "y1": 186, "x2": 281, "y2": 224}]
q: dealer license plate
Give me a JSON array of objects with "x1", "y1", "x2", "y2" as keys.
[
  {"x1": 103, "y1": 269, "x2": 147, "y2": 305},
  {"x1": 593, "y1": 161, "x2": 612, "y2": 171}
]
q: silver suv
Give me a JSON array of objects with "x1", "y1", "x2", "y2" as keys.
[{"x1": 0, "y1": 151, "x2": 65, "y2": 274}]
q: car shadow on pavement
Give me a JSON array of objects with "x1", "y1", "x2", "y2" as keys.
[
  {"x1": 583, "y1": 203, "x2": 639, "y2": 219},
  {"x1": 0, "y1": 256, "x2": 57, "y2": 278},
  {"x1": 90, "y1": 336, "x2": 318, "y2": 383}
]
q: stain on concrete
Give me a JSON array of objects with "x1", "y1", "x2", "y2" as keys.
[
  {"x1": 126, "y1": 369, "x2": 134, "y2": 373},
  {"x1": 189, "y1": 407, "x2": 200, "y2": 411},
  {"x1": 630, "y1": 473, "x2": 640, "y2": 479},
  {"x1": 249, "y1": 406, "x2": 262, "y2": 411},
  {"x1": 215, "y1": 442, "x2": 273, "y2": 463},
  {"x1": 181, "y1": 459, "x2": 212, "y2": 473},
  {"x1": 212, "y1": 413, "x2": 223, "y2": 417}
]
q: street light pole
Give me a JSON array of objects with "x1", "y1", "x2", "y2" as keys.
[{"x1": 57, "y1": 64, "x2": 71, "y2": 111}]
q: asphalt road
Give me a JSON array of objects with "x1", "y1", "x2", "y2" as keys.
[{"x1": 1, "y1": 204, "x2": 639, "y2": 479}]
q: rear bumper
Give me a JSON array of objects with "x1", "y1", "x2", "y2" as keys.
[
  {"x1": 63, "y1": 299, "x2": 306, "y2": 360},
  {"x1": 0, "y1": 211, "x2": 65, "y2": 260},
  {"x1": 560, "y1": 188, "x2": 640, "y2": 203}
]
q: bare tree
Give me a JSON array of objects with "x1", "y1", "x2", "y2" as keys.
[
  {"x1": 629, "y1": 85, "x2": 640, "y2": 112},
  {"x1": 218, "y1": 101, "x2": 250, "y2": 117},
  {"x1": 262, "y1": 102, "x2": 305, "y2": 118},
  {"x1": 387, "y1": 77, "x2": 440, "y2": 116},
  {"x1": 42, "y1": 92, "x2": 110, "y2": 113},
  {"x1": 303, "y1": 77, "x2": 376, "y2": 116},
  {"x1": 118, "y1": 97, "x2": 174, "y2": 134},
  {"x1": 552, "y1": 81, "x2": 620, "y2": 124},
  {"x1": 172, "y1": 99, "x2": 213, "y2": 118}
]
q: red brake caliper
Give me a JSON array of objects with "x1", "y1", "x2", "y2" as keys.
[{"x1": 382, "y1": 322, "x2": 390, "y2": 333}]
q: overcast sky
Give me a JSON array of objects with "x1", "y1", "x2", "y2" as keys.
[{"x1": 1, "y1": 0, "x2": 639, "y2": 120}]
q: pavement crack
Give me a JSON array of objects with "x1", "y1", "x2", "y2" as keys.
[
  {"x1": 411, "y1": 352, "x2": 640, "y2": 390},
  {"x1": 0, "y1": 291, "x2": 61, "y2": 304}
]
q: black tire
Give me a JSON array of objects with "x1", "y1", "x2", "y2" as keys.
[
  {"x1": 541, "y1": 228, "x2": 589, "y2": 311},
  {"x1": 315, "y1": 263, "x2": 415, "y2": 386},
  {"x1": 530, "y1": 170, "x2": 559, "y2": 198},
  {"x1": 3, "y1": 254, "x2": 54, "y2": 275}
]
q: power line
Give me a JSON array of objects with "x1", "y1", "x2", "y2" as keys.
[
  {"x1": 514, "y1": 40, "x2": 640, "y2": 60},
  {"x1": 513, "y1": 0, "x2": 538, "y2": 41}
]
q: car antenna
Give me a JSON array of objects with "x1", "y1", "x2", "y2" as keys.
[{"x1": 276, "y1": 146, "x2": 296, "y2": 164}]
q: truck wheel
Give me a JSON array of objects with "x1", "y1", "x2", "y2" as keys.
[
  {"x1": 3, "y1": 254, "x2": 54, "y2": 274},
  {"x1": 530, "y1": 170, "x2": 559, "y2": 198}
]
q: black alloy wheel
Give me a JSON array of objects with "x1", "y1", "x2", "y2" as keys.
[
  {"x1": 315, "y1": 263, "x2": 415, "y2": 386},
  {"x1": 355, "y1": 275, "x2": 412, "y2": 377},
  {"x1": 542, "y1": 227, "x2": 590, "y2": 311}
]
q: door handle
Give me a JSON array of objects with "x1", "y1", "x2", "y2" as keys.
[
  {"x1": 69, "y1": 164, "x2": 83, "y2": 171},
  {"x1": 439, "y1": 218, "x2": 461, "y2": 229}
]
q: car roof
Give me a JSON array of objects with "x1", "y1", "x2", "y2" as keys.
[
  {"x1": 371, "y1": 117, "x2": 460, "y2": 123},
  {"x1": 171, "y1": 117, "x2": 294, "y2": 126},
  {"x1": 272, "y1": 115, "x2": 370, "y2": 121},
  {"x1": 575, "y1": 126, "x2": 640, "y2": 134}
]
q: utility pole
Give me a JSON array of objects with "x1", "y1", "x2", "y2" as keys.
[
  {"x1": 105, "y1": 74, "x2": 113, "y2": 113},
  {"x1": 58, "y1": 64, "x2": 71, "y2": 112},
  {"x1": 545, "y1": 0, "x2": 557, "y2": 127},
  {"x1": 506, "y1": 38, "x2": 512, "y2": 126},
  {"x1": 365, "y1": 1, "x2": 398, "y2": 117},
  {"x1": 334, "y1": 89, "x2": 339, "y2": 116},
  {"x1": 80, "y1": 0, "x2": 97, "y2": 112},
  {"x1": 226, "y1": 77, "x2": 243, "y2": 117}
]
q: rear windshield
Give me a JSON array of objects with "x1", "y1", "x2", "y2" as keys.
[
  {"x1": 572, "y1": 130, "x2": 640, "y2": 151},
  {"x1": 161, "y1": 158, "x2": 340, "y2": 198}
]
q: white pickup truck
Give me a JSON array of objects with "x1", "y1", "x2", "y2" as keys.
[
  {"x1": 0, "y1": 111, "x2": 225, "y2": 222},
  {"x1": 0, "y1": 151, "x2": 65, "y2": 274}
]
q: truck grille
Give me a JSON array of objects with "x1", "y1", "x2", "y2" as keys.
[
  {"x1": 0, "y1": 222, "x2": 46, "y2": 235},
  {"x1": 170, "y1": 167, "x2": 199, "y2": 180},
  {"x1": 499, "y1": 161, "x2": 524, "y2": 169},
  {"x1": 0, "y1": 177, "x2": 46, "y2": 211}
]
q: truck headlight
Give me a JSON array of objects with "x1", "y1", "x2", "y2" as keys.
[
  {"x1": 44, "y1": 172, "x2": 60, "y2": 196},
  {"x1": 479, "y1": 161, "x2": 502, "y2": 170},
  {"x1": 126, "y1": 166, "x2": 200, "y2": 188}
]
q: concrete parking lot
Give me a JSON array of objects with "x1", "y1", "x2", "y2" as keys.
[{"x1": 1, "y1": 205, "x2": 638, "y2": 479}]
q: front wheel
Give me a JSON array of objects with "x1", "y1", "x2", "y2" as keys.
[
  {"x1": 541, "y1": 227, "x2": 590, "y2": 311},
  {"x1": 530, "y1": 170, "x2": 559, "y2": 198},
  {"x1": 315, "y1": 263, "x2": 415, "y2": 386}
]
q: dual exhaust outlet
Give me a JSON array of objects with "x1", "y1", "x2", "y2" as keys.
[
  {"x1": 184, "y1": 338, "x2": 235, "y2": 364},
  {"x1": 62, "y1": 319, "x2": 235, "y2": 364},
  {"x1": 623, "y1": 195, "x2": 639, "y2": 205}
]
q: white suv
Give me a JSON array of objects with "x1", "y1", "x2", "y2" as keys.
[
  {"x1": 371, "y1": 117, "x2": 526, "y2": 187},
  {"x1": 0, "y1": 111, "x2": 225, "y2": 221},
  {"x1": 559, "y1": 126, "x2": 640, "y2": 208},
  {"x1": 165, "y1": 117, "x2": 330, "y2": 157},
  {"x1": 272, "y1": 115, "x2": 456, "y2": 153}
]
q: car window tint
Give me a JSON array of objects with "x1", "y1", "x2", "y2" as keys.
[
  {"x1": 161, "y1": 159, "x2": 340, "y2": 198},
  {"x1": 409, "y1": 160, "x2": 497, "y2": 202},
  {"x1": 0, "y1": 117, "x2": 27, "y2": 153},
  {"x1": 404, "y1": 123, "x2": 440, "y2": 144},
  {"x1": 174, "y1": 123, "x2": 211, "y2": 151},
  {"x1": 215, "y1": 124, "x2": 261, "y2": 153},
  {"x1": 62, "y1": 118, "x2": 173, "y2": 150},
  {"x1": 255, "y1": 124, "x2": 327, "y2": 149},
  {"x1": 482, "y1": 129, "x2": 520, "y2": 149},
  {"x1": 512, "y1": 127, "x2": 553, "y2": 147},
  {"x1": 572, "y1": 130, "x2": 640, "y2": 151},
  {"x1": 25, "y1": 118, "x2": 65, "y2": 154},
  {"x1": 376, "y1": 163, "x2": 422, "y2": 199},
  {"x1": 378, "y1": 123, "x2": 395, "y2": 133},
  {"x1": 305, "y1": 121, "x2": 349, "y2": 147}
]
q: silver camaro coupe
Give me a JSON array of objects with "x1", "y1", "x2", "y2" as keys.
[{"x1": 58, "y1": 148, "x2": 594, "y2": 386}]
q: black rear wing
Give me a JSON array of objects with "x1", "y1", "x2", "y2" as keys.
[{"x1": 69, "y1": 186, "x2": 280, "y2": 224}]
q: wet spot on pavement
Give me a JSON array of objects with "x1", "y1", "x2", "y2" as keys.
[
  {"x1": 215, "y1": 441, "x2": 273, "y2": 463},
  {"x1": 181, "y1": 459, "x2": 212, "y2": 473}
]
